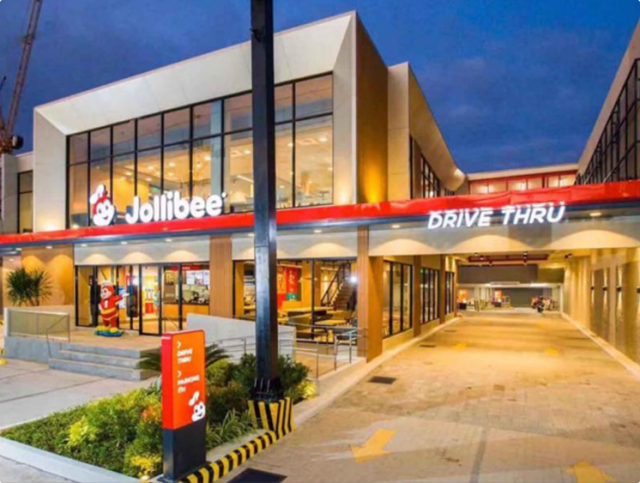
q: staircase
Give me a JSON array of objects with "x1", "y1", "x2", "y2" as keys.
[
  {"x1": 333, "y1": 282, "x2": 356, "y2": 311},
  {"x1": 49, "y1": 342, "x2": 158, "y2": 381}
]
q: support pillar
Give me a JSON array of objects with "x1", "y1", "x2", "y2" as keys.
[
  {"x1": 413, "y1": 256, "x2": 422, "y2": 337},
  {"x1": 439, "y1": 254, "x2": 447, "y2": 324},
  {"x1": 357, "y1": 226, "x2": 383, "y2": 361},
  {"x1": 209, "y1": 236, "x2": 233, "y2": 318}
]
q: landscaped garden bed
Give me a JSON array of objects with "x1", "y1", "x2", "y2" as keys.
[{"x1": 1, "y1": 352, "x2": 315, "y2": 478}]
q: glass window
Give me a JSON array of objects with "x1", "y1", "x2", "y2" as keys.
[
  {"x1": 470, "y1": 183, "x2": 488, "y2": 195},
  {"x1": 182, "y1": 264, "x2": 211, "y2": 330},
  {"x1": 89, "y1": 158, "x2": 111, "y2": 203},
  {"x1": 275, "y1": 84, "x2": 293, "y2": 123},
  {"x1": 193, "y1": 101, "x2": 222, "y2": 139},
  {"x1": 507, "y1": 179, "x2": 526, "y2": 191},
  {"x1": 90, "y1": 128, "x2": 110, "y2": 160},
  {"x1": 403, "y1": 265, "x2": 412, "y2": 331},
  {"x1": 295, "y1": 115, "x2": 332, "y2": 206},
  {"x1": 163, "y1": 143, "x2": 190, "y2": 198},
  {"x1": 69, "y1": 134, "x2": 88, "y2": 164},
  {"x1": 18, "y1": 171, "x2": 33, "y2": 233},
  {"x1": 112, "y1": 154, "x2": 135, "y2": 224},
  {"x1": 382, "y1": 263, "x2": 391, "y2": 338},
  {"x1": 193, "y1": 137, "x2": 222, "y2": 199},
  {"x1": 113, "y1": 121, "x2": 135, "y2": 155},
  {"x1": 138, "y1": 115, "x2": 161, "y2": 150},
  {"x1": 225, "y1": 131, "x2": 254, "y2": 212},
  {"x1": 391, "y1": 264, "x2": 402, "y2": 335},
  {"x1": 527, "y1": 177, "x2": 543, "y2": 190},
  {"x1": 69, "y1": 163, "x2": 88, "y2": 228},
  {"x1": 224, "y1": 94, "x2": 252, "y2": 132},
  {"x1": 296, "y1": 76, "x2": 332, "y2": 118},
  {"x1": 164, "y1": 108, "x2": 190, "y2": 145},
  {"x1": 547, "y1": 176, "x2": 560, "y2": 188},
  {"x1": 276, "y1": 123, "x2": 293, "y2": 208},
  {"x1": 137, "y1": 149, "x2": 161, "y2": 203}
]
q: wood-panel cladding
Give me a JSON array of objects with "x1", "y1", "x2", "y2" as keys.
[
  {"x1": 209, "y1": 236, "x2": 233, "y2": 318},
  {"x1": 355, "y1": 19, "x2": 388, "y2": 204}
]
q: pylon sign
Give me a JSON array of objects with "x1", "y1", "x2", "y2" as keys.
[{"x1": 161, "y1": 330, "x2": 207, "y2": 482}]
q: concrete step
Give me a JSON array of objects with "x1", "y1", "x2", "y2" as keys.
[
  {"x1": 49, "y1": 358, "x2": 156, "y2": 381},
  {"x1": 59, "y1": 342, "x2": 158, "y2": 359},
  {"x1": 56, "y1": 349, "x2": 142, "y2": 369}
]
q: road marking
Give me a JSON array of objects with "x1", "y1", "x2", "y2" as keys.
[
  {"x1": 351, "y1": 429, "x2": 395, "y2": 463},
  {"x1": 565, "y1": 461, "x2": 616, "y2": 483},
  {"x1": 0, "y1": 359, "x2": 6, "y2": 366},
  {"x1": 454, "y1": 342, "x2": 468, "y2": 350},
  {"x1": 545, "y1": 348, "x2": 560, "y2": 356}
]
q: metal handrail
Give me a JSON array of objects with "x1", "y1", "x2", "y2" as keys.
[
  {"x1": 45, "y1": 314, "x2": 70, "y2": 358},
  {"x1": 320, "y1": 262, "x2": 351, "y2": 307}
]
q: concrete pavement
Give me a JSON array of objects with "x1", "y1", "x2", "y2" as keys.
[{"x1": 221, "y1": 313, "x2": 640, "y2": 483}]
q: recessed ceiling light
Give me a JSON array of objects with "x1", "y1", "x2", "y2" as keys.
[
  {"x1": 9, "y1": 258, "x2": 14, "y2": 262},
  {"x1": 46, "y1": 246, "x2": 53, "y2": 250},
  {"x1": 319, "y1": 137, "x2": 328, "y2": 143},
  {"x1": 165, "y1": 238, "x2": 173, "y2": 243},
  {"x1": 204, "y1": 155, "x2": 212, "y2": 161},
  {"x1": 590, "y1": 212, "x2": 602, "y2": 218},
  {"x1": 121, "y1": 241, "x2": 128, "y2": 245},
  {"x1": 243, "y1": 149, "x2": 251, "y2": 155},
  {"x1": 248, "y1": 233, "x2": 255, "y2": 237},
  {"x1": 391, "y1": 224, "x2": 401, "y2": 229},
  {"x1": 81, "y1": 243, "x2": 88, "y2": 247},
  {"x1": 169, "y1": 162, "x2": 176, "y2": 168},
  {"x1": 313, "y1": 229, "x2": 322, "y2": 234},
  {"x1": 16, "y1": 248, "x2": 21, "y2": 251}
]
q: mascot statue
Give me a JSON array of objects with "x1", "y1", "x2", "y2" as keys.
[{"x1": 96, "y1": 280, "x2": 126, "y2": 337}]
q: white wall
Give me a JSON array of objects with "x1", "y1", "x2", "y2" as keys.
[{"x1": 232, "y1": 231, "x2": 357, "y2": 261}]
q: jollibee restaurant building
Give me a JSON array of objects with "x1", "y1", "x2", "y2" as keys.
[{"x1": 3, "y1": 12, "x2": 640, "y2": 365}]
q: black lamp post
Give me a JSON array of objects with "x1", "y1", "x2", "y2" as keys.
[{"x1": 250, "y1": 0, "x2": 281, "y2": 401}]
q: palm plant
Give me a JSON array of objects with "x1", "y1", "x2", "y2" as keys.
[
  {"x1": 141, "y1": 343, "x2": 227, "y2": 373},
  {"x1": 6, "y1": 268, "x2": 52, "y2": 307}
]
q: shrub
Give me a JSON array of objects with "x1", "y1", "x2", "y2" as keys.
[
  {"x1": 206, "y1": 410, "x2": 253, "y2": 449},
  {"x1": 5, "y1": 267, "x2": 52, "y2": 306},
  {"x1": 206, "y1": 381, "x2": 250, "y2": 425}
]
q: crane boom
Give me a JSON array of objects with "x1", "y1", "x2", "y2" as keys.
[{"x1": 0, "y1": 0, "x2": 44, "y2": 154}]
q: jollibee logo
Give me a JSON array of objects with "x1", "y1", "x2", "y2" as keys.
[
  {"x1": 90, "y1": 185, "x2": 116, "y2": 226},
  {"x1": 189, "y1": 390, "x2": 206, "y2": 422}
]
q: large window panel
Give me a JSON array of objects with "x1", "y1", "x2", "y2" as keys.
[
  {"x1": 224, "y1": 94, "x2": 252, "y2": 132},
  {"x1": 225, "y1": 131, "x2": 254, "y2": 212},
  {"x1": 113, "y1": 154, "x2": 135, "y2": 224},
  {"x1": 69, "y1": 163, "x2": 89, "y2": 228},
  {"x1": 275, "y1": 84, "x2": 293, "y2": 123},
  {"x1": 382, "y1": 263, "x2": 391, "y2": 338},
  {"x1": 163, "y1": 143, "x2": 190, "y2": 198},
  {"x1": 193, "y1": 137, "x2": 222, "y2": 199},
  {"x1": 391, "y1": 264, "x2": 402, "y2": 335},
  {"x1": 18, "y1": 171, "x2": 33, "y2": 233},
  {"x1": 403, "y1": 265, "x2": 412, "y2": 330},
  {"x1": 164, "y1": 108, "x2": 190, "y2": 145},
  {"x1": 69, "y1": 134, "x2": 88, "y2": 164},
  {"x1": 296, "y1": 75, "x2": 332, "y2": 118},
  {"x1": 295, "y1": 115, "x2": 333, "y2": 207},
  {"x1": 89, "y1": 158, "x2": 111, "y2": 201},
  {"x1": 113, "y1": 121, "x2": 135, "y2": 155},
  {"x1": 276, "y1": 123, "x2": 293, "y2": 208},
  {"x1": 138, "y1": 115, "x2": 161, "y2": 150},
  {"x1": 90, "y1": 128, "x2": 110, "y2": 160},
  {"x1": 137, "y1": 149, "x2": 161, "y2": 203},
  {"x1": 193, "y1": 102, "x2": 222, "y2": 139}
]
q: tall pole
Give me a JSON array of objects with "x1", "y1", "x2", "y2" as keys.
[{"x1": 250, "y1": 0, "x2": 280, "y2": 400}]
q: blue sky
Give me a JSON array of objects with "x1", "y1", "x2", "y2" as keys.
[{"x1": 0, "y1": 0, "x2": 637, "y2": 173}]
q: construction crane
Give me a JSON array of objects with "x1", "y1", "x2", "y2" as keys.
[{"x1": 0, "y1": 0, "x2": 44, "y2": 155}]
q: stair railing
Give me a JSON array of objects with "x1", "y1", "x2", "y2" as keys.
[{"x1": 320, "y1": 263, "x2": 351, "y2": 307}]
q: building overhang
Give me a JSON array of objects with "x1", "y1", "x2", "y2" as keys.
[{"x1": 2, "y1": 180, "x2": 640, "y2": 252}]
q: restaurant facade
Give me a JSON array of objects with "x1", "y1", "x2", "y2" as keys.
[{"x1": 2, "y1": 13, "x2": 640, "y2": 363}]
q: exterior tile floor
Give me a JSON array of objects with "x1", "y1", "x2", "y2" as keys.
[{"x1": 221, "y1": 313, "x2": 640, "y2": 483}]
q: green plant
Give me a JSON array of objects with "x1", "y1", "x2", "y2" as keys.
[
  {"x1": 140, "y1": 343, "x2": 227, "y2": 373},
  {"x1": 206, "y1": 410, "x2": 253, "y2": 449},
  {"x1": 206, "y1": 381, "x2": 250, "y2": 424},
  {"x1": 6, "y1": 267, "x2": 52, "y2": 306}
]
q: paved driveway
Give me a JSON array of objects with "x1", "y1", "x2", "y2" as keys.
[{"x1": 222, "y1": 313, "x2": 640, "y2": 483}]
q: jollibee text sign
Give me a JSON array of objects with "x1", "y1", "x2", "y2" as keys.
[{"x1": 161, "y1": 330, "x2": 206, "y2": 431}]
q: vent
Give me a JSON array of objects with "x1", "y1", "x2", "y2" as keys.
[
  {"x1": 369, "y1": 376, "x2": 397, "y2": 385},
  {"x1": 229, "y1": 469, "x2": 287, "y2": 483}
]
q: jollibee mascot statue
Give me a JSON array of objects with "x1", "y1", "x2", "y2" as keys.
[{"x1": 96, "y1": 280, "x2": 125, "y2": 337}]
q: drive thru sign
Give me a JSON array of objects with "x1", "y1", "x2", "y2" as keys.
[{"x1": 161, "y1": 330, "x2": 207, "y2": 482}]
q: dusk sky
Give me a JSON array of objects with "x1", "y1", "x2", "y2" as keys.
[{"x1": 0, "y1": 0, "x2": 637, "y2": 173}]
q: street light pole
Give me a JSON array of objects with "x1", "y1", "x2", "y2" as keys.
[{"x1": 250, "y1": 0, "x2": 280, "y2": 401}]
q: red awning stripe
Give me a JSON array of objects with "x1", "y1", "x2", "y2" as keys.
[{"x1": 2, "y1": 180, "x2": 640, "y2": 248}]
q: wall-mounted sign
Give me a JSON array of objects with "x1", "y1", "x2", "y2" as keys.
[
  {"x1": 426, "y1": 203, "x2": 565, "y2": 230},
  {"x1": 161, "y1": 330, "x2": 207, "y2": 481},
  {"x1": 90, "y1": 185, "x2": 227, "y2": 227}
]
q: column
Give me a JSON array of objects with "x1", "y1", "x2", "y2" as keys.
[
  {"x1": 209, "y1": 235, "x2": 233, "y2": 318},
  {"x1": 357, "y1": 226, "x2": 383, "y2": 361}
]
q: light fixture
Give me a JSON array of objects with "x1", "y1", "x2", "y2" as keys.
[
  {"x1": 71, "y1": 224, "x2": 80, "y2": 229},
  {"x1": 279, "y1": 185, "x2": 285, "y2": 189},
  {"x1": 46, "y1": 246, "x2": 53, "y2": 250},
  {"x1": 9, "y1": 258, "x2": 14, "y2": 262},
  {"x1": 204, "y1": 155, "x2": 211, "y2": 161},
  {"x1": 16, "y1": 248, "x2": 21, "y2": 252},
  {"x1": 287, "y1": 142, "x2": 294, "y2": 148},
  {"x1": 391, "y1": 224, "x2": 401, "y2": 229},
  {"x1": 349, "y1": 275, "x2": 358, "y2": 284},
  {"x1": 168, "y1": 172, "x2": 174, "y2": 177},
  {"x1": 248, "y1": 233, "x2": 255, "y2": 237},
  {"x1": 169, "y1": 162, "x2": 176, "y2": 168},
  {"x1": 165, "y1": 238, "x2": 173, "y2": 243},
  {"x1": 243, "y1": 149, "x2": 251, "y2": 155},
  {"x1": 319, "y1": 137, "x2": 328, "y2": 143},
  {"x1": 590, "y1": 212, "x2": 602, "y2": 218},
  {"x1": 121, "y1": 241, "x2": 128, "y2": 245},
  {"x1": 80, "y1": 243, "x2": 88, "y2": 247},
  {"x1": 125, "y1": 172, "x2": 132, "y2": 177},
  {"x1": 313, "y1": 229, "x2": 322, "y2": 234},
  {"x1": 146, "y1": 177, "x2": 152, "y2": 182}
]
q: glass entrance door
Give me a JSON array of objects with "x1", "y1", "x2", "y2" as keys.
[{"x1": 140, "y1": 265, "x2": 162, "y2": 335}]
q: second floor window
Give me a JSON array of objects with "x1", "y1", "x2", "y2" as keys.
[
  {"x1": 67, "y1": 74, "x2": 334, "y2": 228},
  {"x1": 18, "y1": 171, "x2": 33, "y2": 233}
]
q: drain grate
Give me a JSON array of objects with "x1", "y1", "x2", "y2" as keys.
[
  {"x1": 369, "y1": 376, "x2": 397, "y2": 385},
  {"x1": 228, "y1": 468, "x2": 287, "y2": 483},
  {"x1": 420, "y1": 344, "x2": 437, "y2": 348}
]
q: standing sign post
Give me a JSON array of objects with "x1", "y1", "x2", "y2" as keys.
[{"x1": 161, "y1": 330, "x2": 207, "y2": 482}]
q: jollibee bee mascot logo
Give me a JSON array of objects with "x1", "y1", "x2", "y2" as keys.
[{"x1": 90, "y1": 185, "x2": 116, "y2": 226}]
